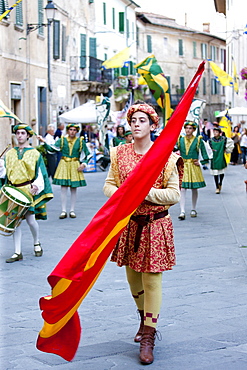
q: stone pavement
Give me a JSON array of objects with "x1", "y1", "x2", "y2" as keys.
[{"x1": 1, "y1": 163, "x2": 247, "y2": 370}]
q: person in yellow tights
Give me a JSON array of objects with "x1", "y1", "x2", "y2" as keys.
[{"x1": 103, "y1": 102, "x2": 183, "y2": 365}]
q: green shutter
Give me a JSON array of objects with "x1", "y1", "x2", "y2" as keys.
[
  {"x1": 38, "y1": 0, "x2": 44, "y2": 36},
  {"x1": 203, "y1": 77, "x2": 206, "y2": 95},
  {"x1": 126, "y1": 19, "x2": 129, "y2": 39},
  {"x1": 0, "y1": 0, "x2": 9, "y2": 19},
  {"x1": 129, "y1": 61, "x2": 134, "y2": 75},
  {"x1": 193, "y1": 41, "x2": 197, "y2": 58},
  {"x1": 80, "y1": 34, "x2": 86, "y2": 68},
  {"x1": 15, "y1": 1, "x2": 23, "y2": 26},
  {"x1": 121, "y1": 66, "x2": 128, "y2": 76},
  {"x1": 136, "y1": 26, "x2": 139, "y2": 46},
  {"x1": 166, "y1": 76, "x2": 171, "y2": 94},
  {"x1": 112, "y1": 8, "x2": 115, "y2": 29},
  {"x1": 119, "y1": 12, "x2": 124, "y2": 33},
  {"x1": 103, "y1": 2, "x2": 106, "y2": 25},
  {"x1": 62, "y1": 25, "x2": 66, "y2": 61},
  {"x1": 147, "y1": 35, "x2": 152, "y2": 53},
  {"x1": 89, "y1": 37, "x2": 97, "y2": 58},
  {"x1": 180, "y1": 76, "x2": 185, "y2": 93},
  {"x1": 178, "y1": 39, "x2": 183, "y2": 56},
  {"x1": 53, "y1": 20, "x2": 60, "y2": 60}
]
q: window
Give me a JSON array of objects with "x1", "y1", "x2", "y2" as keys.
[
  {"x1": 210, "y1": 45, "x2": 216, "y2": 61},
  {"x1": 178, "y1": 39, "x2": 183, "y2": 56},
  {"x1": 119, "y1": 12, "x2": 124, "y2": 33},
  {"x1": 38, "y1": 0, "x2": 44, "y2": 35},
  {"x1": 136, "y1": 26, "x2": 139, "y2": 47},
  {"x1": 126, "y1": 19, "x2": 130, "y2": 39},
  {"x1": 15, "y1": 1, "x2": 23, "y2": 26},
  {"x1": 80, "y1": 34, "x2": 87, "y2": 68},
  {"x1": 62, "y1": 25, "x2": 66, "y2": 61},
  {"x1": 211, "y1": 78, "x2": 218, "y2": 95},
  {"x1": 180, "y1": 76, "x2": 185, "y2": 93},
  {"x1": 147, "y1": 35, "x2": 152, "y2": 53},
  {"x1": 202, "y1": 77, "x2": 206, "y2": 95},
  {"x1": 220, "y1": 49, "x2": 225, "y2": 63},
  {"x1": 104, "y1": 53, "x2": 107, "y2": 61},
  {"x1": 0, "y1": 0, "x2": 9, "y2": 19},
  {"x1": 53, "y1": 20, "x2": 60, "y2": 60},
  {"x1": 103, "y1": 3, "x2": 106, "y2": 25},
  {"x1": 89, "y1": 37, "x2": 97, "y2": 58},
  {"x1": 201, "y1": 43, "x2": 207, "y2": 59},
  {"x1": 193, "y1": 41, "x2": 197, "y2": 58},
  {"x1": 132, "y1": 22, "x2": 134, "y2": 40},
  {"x1": 166, "y1": 76, "x2": 171, "y2": 94},
  {"x1": 164, "y1": 37, "x2": 168, "y2": 47},
  {"x1": 112, "y1": 8, "x2": 115, "y2": 29}
]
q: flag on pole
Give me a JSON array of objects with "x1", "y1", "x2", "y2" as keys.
[
  {"x1": 186, "y1": 99, "x2": 206, "y2": 123},
  {"x1": 36, "y1": 61, "x2": 205, "y2": 362},
  {"x1": 220, "y1": 111, "x2": 232, "y2": 164},
  {"x1": 101, "y1": 47, "x2": 130, "y2": 69},
  {"x1": 0, "y1": 99, "x2": 22, "y2": 122},
  {"x1": 232, "y1": 56, "x2": 239, "y2": 94},
  {"x1": 208, "y1": 60, "x2": 233, "y2": 87},
  {"x1": 134, "y1": 55, "x2": 173, "y2": 125}
]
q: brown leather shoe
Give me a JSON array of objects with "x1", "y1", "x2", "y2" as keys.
[
  {"x1": 139, "y1": 325, "x2": 156, "y2": 365},
  {"x1": 134, "y1": 310, "x2": 144, "y2": 342}
]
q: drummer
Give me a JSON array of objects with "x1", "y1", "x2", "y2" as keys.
[{"x1": 1, "y1": 124, "x2": 53, "y2": 263}]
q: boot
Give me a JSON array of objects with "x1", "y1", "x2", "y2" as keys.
[
  {"x1": 139, "y1": 325, "x2": 156, "y2": 365},
  {"x1": 134, "y1": 310, "x2": 144, "y2": 342}
]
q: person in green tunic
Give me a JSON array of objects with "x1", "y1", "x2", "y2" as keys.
[
  {"x1": 208, "y1": 127, "x2": 234, "y2": 194},
  {"x1": 177, "y1": 121, "x2": 209, "y2": 220},
  {"x1": 2, "y1": 124, "x2": 53, "y2": 263},
  {"x1": 38, "y1": 124, "x2": 90, "y2": 219}
]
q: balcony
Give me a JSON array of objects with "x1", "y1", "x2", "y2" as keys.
[{"x1": 70, "y1": 56, "x2": 113, "y2": 84}]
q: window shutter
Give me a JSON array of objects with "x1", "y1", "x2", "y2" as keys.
[
  {"x1": 121, "y1": 66, "x2": 128, "y2": 76},
  {"x1": 112, "y1": 8, "x2": 115, "y2": 29},
  {"x1": 80, "y1": 34, "x2": 87, "y2": 68},
  {"x1": 1, "y1": 0, "x2": 9, "y2": 19},
  {"x1": 178, "y1": 39, "x2": 183, "y2": 56},
  {"x1": 180, "y1": 76, "x2": 185, "y2": 93},
  {"x1": 89, "y1": 37, "x2": 97, "y2": 58},
  {"x1": 53, "y1": 20, "x2": 60, "y2": 60},
  {"x1": 38, "y1": 0, "x2": 44, "y2": 36},
  {"x1": 103, "y1": 2, "x2": 106, "y2": 25},
  {"x1": 16, "y1": 1, "x2": 23, "y2": 26},
  {"x1": 136, "y1": 26, "x2": 139, "y2": 46},
  {"x1": 119, "y1": 12, "x2": 124, "y2": 33},
  {"x1": 166, "y1": 76, "x2": 171, "y2": 94},
  {"x1": 203, "y1": 77, "x2": 206, "y2": 95},
  {"x1": 62, "y1": 25, "x2": 66, "y2": 61},
  {"x1": 193, "y1": 41, "x2": 197, "y2": 58},
  {"x1": 147, "y1": 35, "x2": 152, "y2": 53},
  {"x1": 126, "y1": 19, "x2": 129, "y2": 39}
]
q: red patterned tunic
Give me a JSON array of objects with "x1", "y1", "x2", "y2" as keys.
[{"x1": 106, "y1": 143, "x2": 183, "y2": 273}]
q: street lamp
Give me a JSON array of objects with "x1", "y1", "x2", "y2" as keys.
[{"x1": 27, "y1": 0, "x2": 57, "y2": 35}]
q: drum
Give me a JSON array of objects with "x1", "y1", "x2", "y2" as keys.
[{"x1": 0, "y1": 185, "x2": 32, "y2": 236}]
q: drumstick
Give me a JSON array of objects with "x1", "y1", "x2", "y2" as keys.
[{"x1": 0, "y1": 144, "x2": 11, "y2": 158}]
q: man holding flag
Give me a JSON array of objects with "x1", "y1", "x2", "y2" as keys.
[{"x1": 103, "y1": 102, "x2": 183, "y2": 365}]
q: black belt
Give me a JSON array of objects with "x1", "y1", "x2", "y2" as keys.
[
  {"x1": 9, "y1": 179, "x2": 34, "y2": 188},
  {"x1": 130, "y1": 210, "x2": 169, "y2": 252}
]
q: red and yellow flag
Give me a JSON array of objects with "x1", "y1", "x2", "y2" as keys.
[{"x1": 36, "y1": 61, "x2": 205, "y2": 361}]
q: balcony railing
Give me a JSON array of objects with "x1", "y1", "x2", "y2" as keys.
[{"x1": 70, "y1": 56, "x2": 113, "y2": 84}]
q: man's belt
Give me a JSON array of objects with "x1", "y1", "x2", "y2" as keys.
[
  {"x1": 130, "y1": 210, "x2": 169, "y2": 252},
  {"x1": 61, "y1": 157, "x2": 79, "y2": 162},
  {"x1": 9, "y1": 179, "x2": 34, "y2": 188}
]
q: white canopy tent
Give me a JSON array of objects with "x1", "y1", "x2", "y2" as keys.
[
  {"x1": 59, "y1": 101, "x2": 98, "y2": 124},
  {"x1": 215, "y1": 107, "x2": 247, "y2": 118}
]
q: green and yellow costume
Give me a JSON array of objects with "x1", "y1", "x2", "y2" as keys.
[
  {"x1": 5, "y1": 147, "x2": 53, "y2": 219},
  {"x1": 44, "y1": 136, "x2": 90, "y2": 187},
  {"x1": 177, "y1": 135, "x2": 209, "y2": 189}
]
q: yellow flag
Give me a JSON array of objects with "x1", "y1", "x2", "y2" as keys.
[
  {"x1": 102, "y1": 47, "x2": 130, "y2": 69},
  {"x1": 232, "y1": 56, "x2": 239, "y2": 94},
  {"x1": 208, "y1": 61, "x2": 233, "y2": 87},
  {"x1": 220, "y1": 113, "x2": 232, "y2": 164}
]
